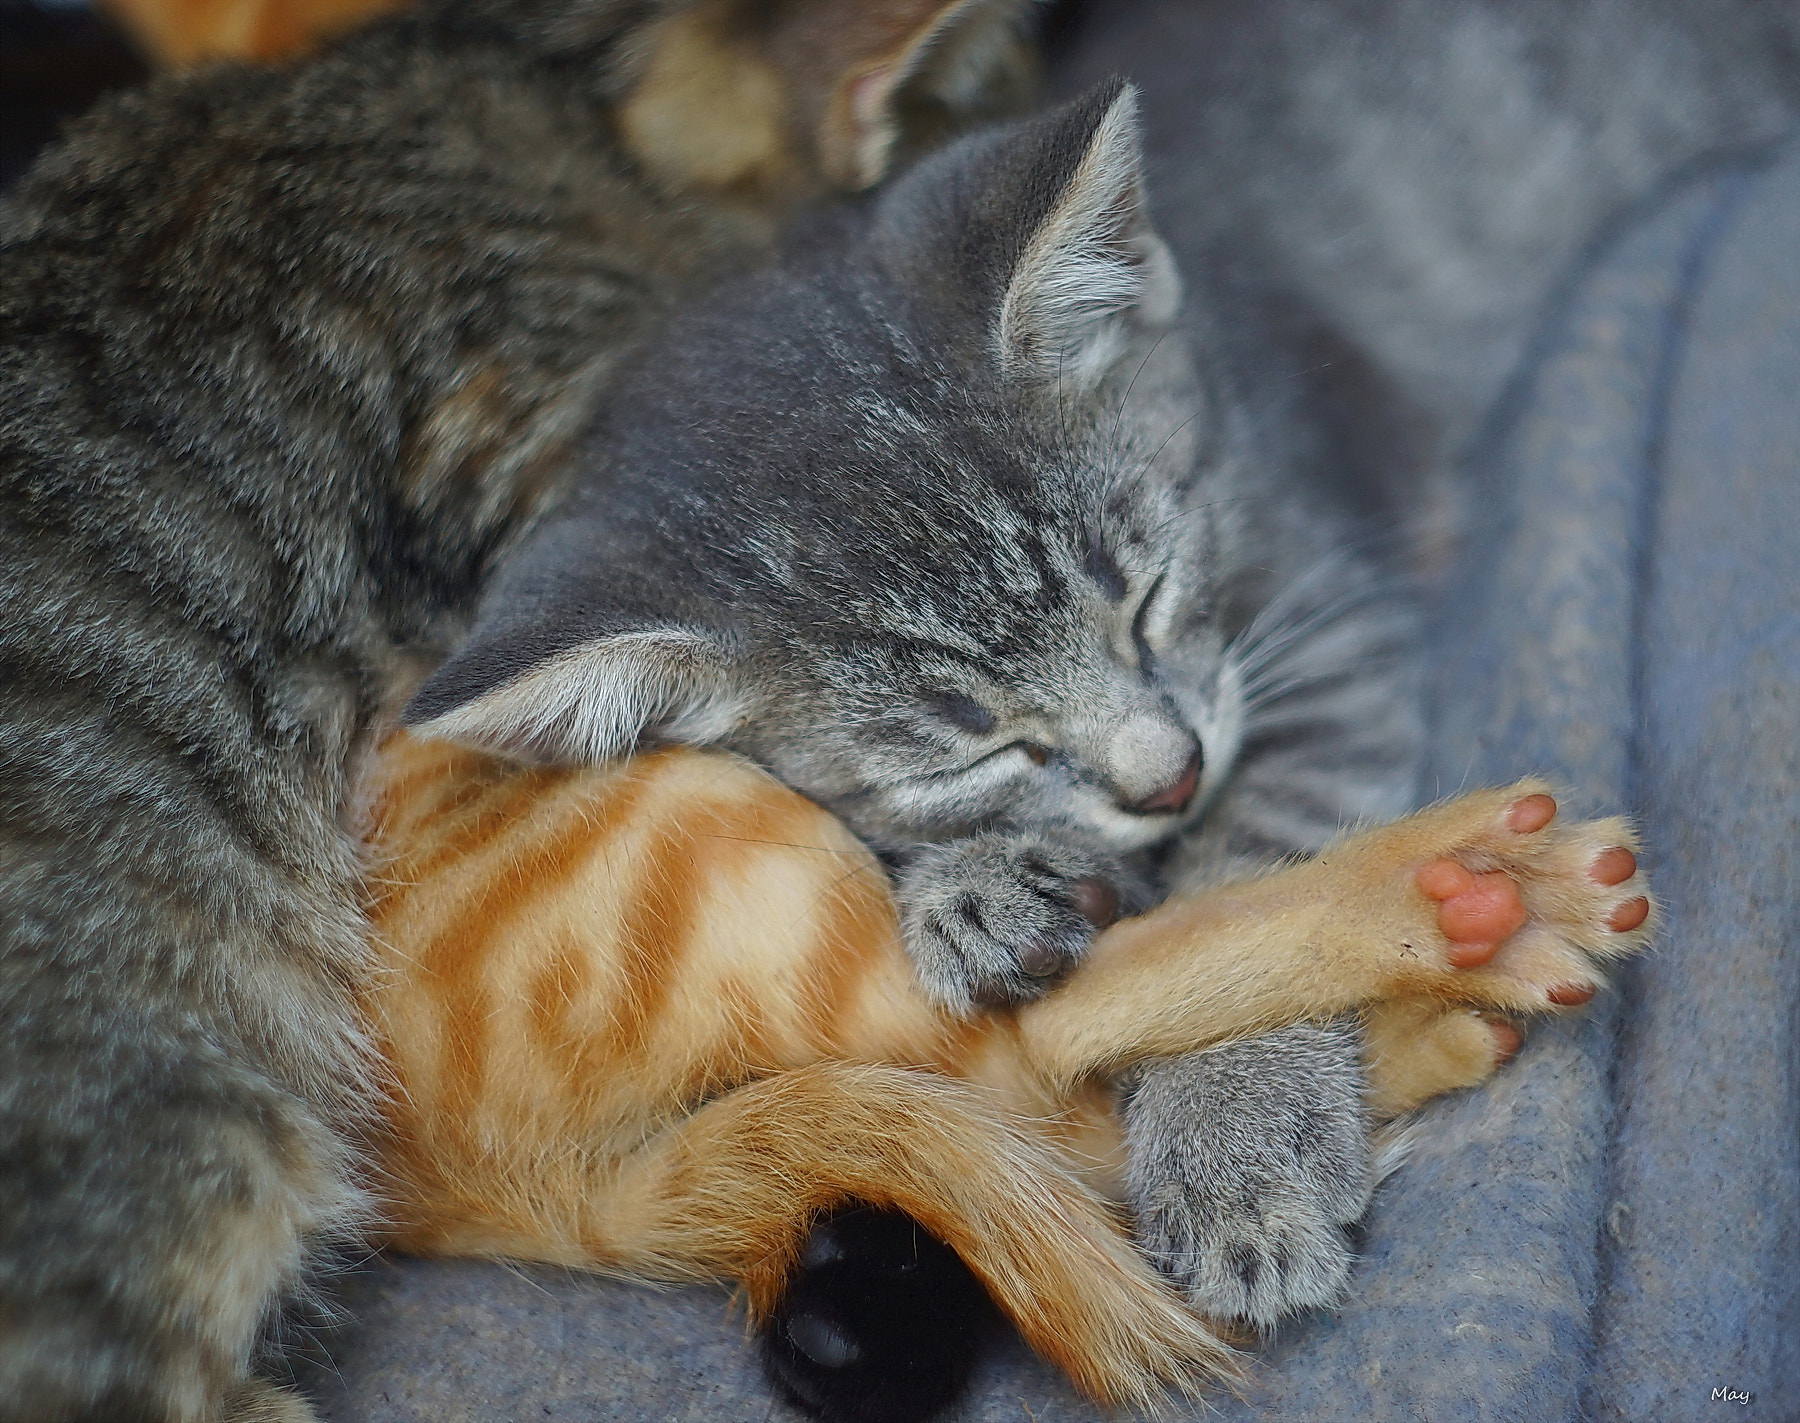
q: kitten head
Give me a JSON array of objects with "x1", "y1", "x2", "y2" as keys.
[{"x1": 409, "y1": 82, "x2": 1263, "y2": 851}]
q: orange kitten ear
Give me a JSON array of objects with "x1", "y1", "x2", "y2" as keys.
[
  {"x1": 791, "y1": 0, "x2": 1040, "y2": 191},
  {"x1": 405, "y1": 627, "x2": 743, "y2": 765},
  {"x1": 617, "y1": 0, "x2": 1038, "y2": 203}
]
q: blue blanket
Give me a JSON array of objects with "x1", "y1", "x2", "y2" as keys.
[
  {"x1": 304, "y1": 145, "x2": 1800, "y2": 1423},
  {"x1": 1224, "y1": 144, "x2": 1800, "y2": 1423}
]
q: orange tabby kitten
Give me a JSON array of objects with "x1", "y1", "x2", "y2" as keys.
[{"x1": 356, "y1": 732, "x2": 1652, "y2": 1408}]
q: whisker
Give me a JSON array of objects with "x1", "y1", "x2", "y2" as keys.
[
  {"x1": 1107, "y1": 331, "x2": 1170, "y2": 448},
  {"x1": 1224, "y1": 552, "x2": 1414, "y2": 724}
]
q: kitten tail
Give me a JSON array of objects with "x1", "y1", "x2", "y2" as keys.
[{"x1": 595, "y1": 1062, "x2": 1239, "y2": 1412}]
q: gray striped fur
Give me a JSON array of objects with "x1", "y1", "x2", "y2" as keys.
[{"x1": 0, "y1": 1, "x2": 1035, "y2": 1415}]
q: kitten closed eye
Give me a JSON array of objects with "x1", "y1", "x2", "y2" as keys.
[{"x1": 926, "y1": 692, "x2": 998, "y2": 736}]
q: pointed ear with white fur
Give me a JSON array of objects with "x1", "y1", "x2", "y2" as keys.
[
  {"x1": 996, "y1": 84, "x2": 1180, "y2": 391},
  {"x1": 405, "y1": 627, "x2": 744, "y2": 765}
]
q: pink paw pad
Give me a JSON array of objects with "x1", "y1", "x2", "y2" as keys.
[
  {"x1": 1485, "y1": 1016, "x2": 1524, "y2": 1066},
  {"x1": 1416, "y1": 861, "x2": 1528, "y2": 967},
  {"x1": 1590, "y1": 847, "x2": 1637, "y2": 886},
  {"x1": 1507, "y1": 793, "x2": 1558, "y2": 833}
]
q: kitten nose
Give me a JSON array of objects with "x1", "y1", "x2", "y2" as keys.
[{"x1": 1122, "y1": 743, "x2": 1202, "y2": 816}]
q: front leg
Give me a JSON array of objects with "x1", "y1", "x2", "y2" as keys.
[
  {"x1": 1020, "y1": 782, "x2": 1653, "y2": 1083},
  {"x1": 1016, "y1": 783, "x2": 1650, "y2": 1324},
  {"x1": 1122, "y1": 1002, "x2": 1528, "y2": 1325},
  {"x1": 1123, "y1": 1022, "x2": 1373, "y2": 1328},
  {"x1": 893, "y1": 829, "x2": 1148, "y2": 1012}
]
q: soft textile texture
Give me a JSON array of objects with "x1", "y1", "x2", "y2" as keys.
[{"x1": 305, "y1": 146, "x2": 1798, "y2": 1423}]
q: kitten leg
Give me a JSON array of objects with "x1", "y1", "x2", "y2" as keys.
[
  {"x1": 1019, "y1": 782, "x2": 1647, "y2": 1325},
  {"x1": 892, "y1": 830, "x2": 1144, "y2": 1011},
  {"x1": 1361, "y1": 1000, "x2": 1523, "y2": 1120},
  {"x1": 1016, "y1": 781, "x2": 1651, "y2": 1084},
  {"x1": 594, "y1": 1062, "x2": 1236, "y2": 1412},
  {"x1": 1117, "y1": 1003, "x2": 1524, "y2": 1325},
  {"x1": 1121, "y1": 1020, "x2": 1373, "y2": 1328}
]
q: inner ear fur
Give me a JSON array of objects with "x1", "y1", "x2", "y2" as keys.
[
  {"x1": 996, "y1": 83, "x2": 1181, "y2": 390},
  {"x1": 407, "y1": 628, "x2": 744, "y2": 765},
  {"x1": 616, "y1": 0, "x2": 1038, "y2": 207}
]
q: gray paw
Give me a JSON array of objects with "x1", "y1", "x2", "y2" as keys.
[
  {"x1": 895, "y1": 832, "x2": 1131, "y2": 1011},
  {"x1": 1123, "y1": 1021, "x2": 1373, "y2": 1328}
]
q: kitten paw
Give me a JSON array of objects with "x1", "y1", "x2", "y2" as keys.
[
  {"x1": 1363, "y1": 999, "x2": 1523, "y2": 1119},
  {"x1": 1123, "y1": 1023, "x2": 1370, "y2": 1329},
  {"x1": 1398, "y1": 784, "x2": 1653, "y2": 1011},
  {"x1": 1331, "y1": 780, "x2": 1653, "y2": 1013},
  {"x1": 762, "y1": 1207, "x2": 995, "y2": 1423},
  {"x1": 896, "y1": 833, "x2": 1136, "y2": 1011}
]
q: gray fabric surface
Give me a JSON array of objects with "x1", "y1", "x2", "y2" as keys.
[{"x1": 306, "y1": 150, "x2": 1800, "y2": 1422}]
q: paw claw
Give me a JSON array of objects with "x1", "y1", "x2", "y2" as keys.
[
  {"x1": 1547, "y1": 982, "x2": 1598, "y2": 1007},
  {"x1": 1507, "y1": 793, "x2": 1558, "y2": 833}
]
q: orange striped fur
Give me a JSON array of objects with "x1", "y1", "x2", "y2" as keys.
[{"x1": 357, "y1": 732, "x2": 1650, "y2": 1409}]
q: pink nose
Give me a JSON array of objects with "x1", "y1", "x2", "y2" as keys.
[{"x1": 1123, "y1": 745, "x2": 1202, "y2": 816}]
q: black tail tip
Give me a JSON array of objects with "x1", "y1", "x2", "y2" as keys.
[{"x1": 760, "y1": 1206, "x2": 1000, "y2": 1423}]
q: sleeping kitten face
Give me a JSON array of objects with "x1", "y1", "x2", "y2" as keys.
[{"x1": 409, "y1": 83, "x2": 1265, "y2": 853}]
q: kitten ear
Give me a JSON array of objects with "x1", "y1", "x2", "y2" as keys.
[
  {"x1": 994, "y1": 81, "x2": 1180, "y2": 390},
  {"x1": 794, "y1": 0, "x2": 1039, "y2": 191},
  {"x1": 405, "y1": 626, "x2": 744, "y2": 765},
  {"x1": 617, "y1": 0, "x2": 1035, "y2": 201}
]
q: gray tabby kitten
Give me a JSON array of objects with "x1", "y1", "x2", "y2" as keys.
[
  {"x1": 408, "y1": 78, "x2": 1420, "y2": 1338},
  {"x1": 0, "y1": 1, "x2": 1035, "y2": 1416}
]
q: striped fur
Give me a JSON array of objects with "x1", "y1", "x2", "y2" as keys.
[
  {"x1": 0, "y1": 4, "x2": 1043, "y2": 1411},
  {"x1": 357, "y1": 733, "x2": 1653, "y2": 1410}
]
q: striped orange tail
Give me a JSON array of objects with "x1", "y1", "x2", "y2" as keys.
[{"x1": 594, "y1": 1062, "x2": 1237, "y2": 1412}]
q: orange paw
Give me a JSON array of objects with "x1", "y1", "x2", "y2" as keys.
[{"x1": 1400, "y1": 784, "x2": 1654, "y2": 1014}]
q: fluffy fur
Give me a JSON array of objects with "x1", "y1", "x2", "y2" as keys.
[
  {"x1": 0, "y1": 2, "x2": 1035, "y2": 1415},
  {"x1": 407, "y1": 82, "x2": 1427, "y2": 1331},
  {"x1": 358, "y1": 731, "x2": 1654, "y2": 1412}
]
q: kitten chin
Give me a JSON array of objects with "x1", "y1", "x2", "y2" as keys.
[{"x1": 762, "y1": 1206, "x2": 1001, "y2": 1423}]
